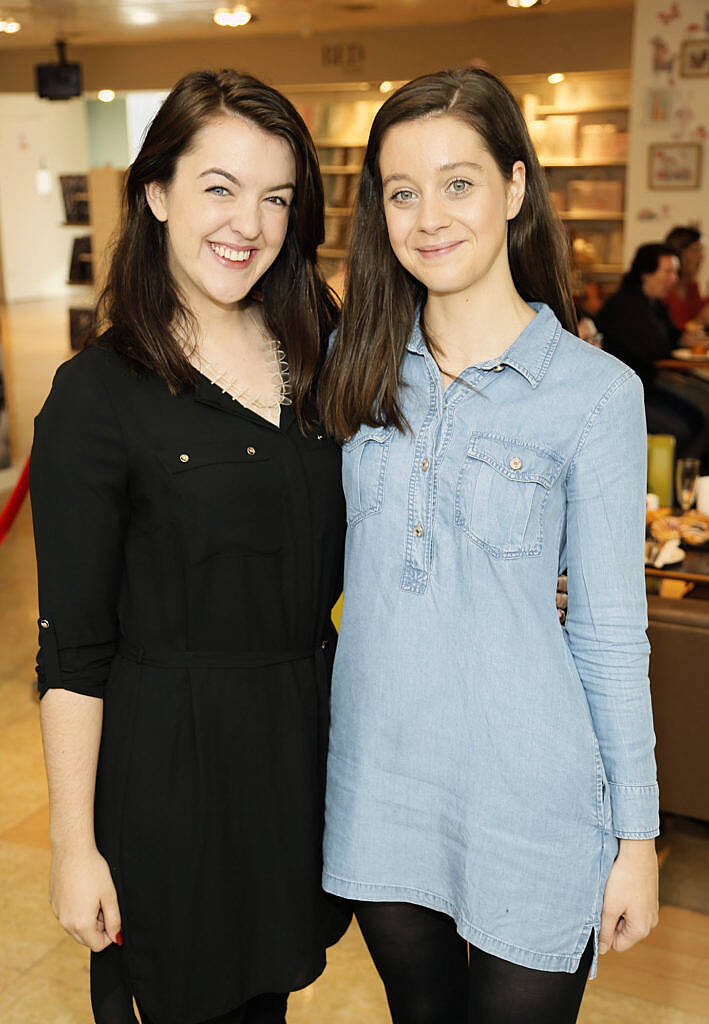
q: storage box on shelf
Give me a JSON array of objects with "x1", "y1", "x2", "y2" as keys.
[{"x1": 517, "y1": 74, "x2": 629, "y2": 289}]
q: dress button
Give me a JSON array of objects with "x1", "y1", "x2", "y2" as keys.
[
  {"x1": 420, "y1": 458, "x2": 430, "y2": 472},
  {"x1": 493, "y1": 364, "x2": 505, "y2": 373},
  {"x1": 179, "y1": 453, "x2": 189, "y2": 463},
  {"x1": 246, "y1": 446, "x2": 256, "y2": 456},
  {"x1": 509, "y1": 456, "x2": 523, "y2": 470},
  {"x1": 413, "y1": 524, "x2": 424, "y2": 538},
  {"x1": 40, "y1": 619, "x2": 50, "y2": 629}
]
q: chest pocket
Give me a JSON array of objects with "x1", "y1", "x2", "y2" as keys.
[
  {"x1": 342, "y1": 425, "x2": 395, "y2": 527},
  {"x1": 455, "y1": 433, "x2": 564, "y2": 558},
  {"x1": 161, "y1": 445, "x2": 283, "y2": 561}
]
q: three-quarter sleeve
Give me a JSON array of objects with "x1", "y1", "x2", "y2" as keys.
[
  {"x1": 564, "y1": 368, "x2": 659, "y2": 839},
  {"x1": 30, "y1": 350, "x2": 129, "y2": 699}
]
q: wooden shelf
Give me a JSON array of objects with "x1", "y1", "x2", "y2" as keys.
[
  {"x1": 542, "y1": 158, "x2": 626, "y2": 168},
  {"x1": 574, "y1": 263, "x2": 623, "y2": 275},
  {"x1": 536, "y1": 103, "x2": 629, "y2": 116},
  {"x1": 319, "y1": 247, "x2": 348, "y2": 258},
  {"x1": 320, "y1": 165, "x2": 362, "y2": 175},
  {"x1": 325, "y1": 207, "x2": 354, "y2": 217},
  {"x1": 315, "y1": 139, "x2": 367, "y2": 148},
  {"x1": 560, "y1": 210, "x2": 624, "y2": 221}
]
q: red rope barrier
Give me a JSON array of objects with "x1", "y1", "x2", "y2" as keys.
[{"x1": 0, "y1": 456, "x2": 30, "y2": 545}]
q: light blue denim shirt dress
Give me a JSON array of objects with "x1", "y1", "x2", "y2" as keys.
[{"x1": 323, "y1": 303, "x2": 659, "y2": 979}]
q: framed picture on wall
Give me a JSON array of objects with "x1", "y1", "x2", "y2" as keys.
[
  {"x1": 679, "y1": 38, "x2": 709, "y2": 77},
  {"x1": 648, "y1": 142, "x2": 703, "y2": 189}
]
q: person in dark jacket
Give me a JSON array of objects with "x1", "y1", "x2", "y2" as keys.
[
  {"x1": 30, "y1": 70, "x2": 350, "y2": 1024},
  {"x1": 596, "y1": 243, "x2": 704, "y2": 461}
]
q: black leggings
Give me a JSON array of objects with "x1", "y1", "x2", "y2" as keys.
[{"x1": 355, "y1": 901, "x2": 593, "y2": 1024}]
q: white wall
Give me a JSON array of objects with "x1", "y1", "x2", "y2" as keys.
[
  {"x1": 625, "y1": 0, "x2": 709, "y2": 284},
  {"x1": 0, "y1": 95, "x2": 89, "y2": 301}
]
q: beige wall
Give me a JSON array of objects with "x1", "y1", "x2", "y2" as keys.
[
  {"x1": 0, "y1": 95, "x2": 89, "y2": 301},
  {"x1": 624, "y1": 0, "x2": 708, "y2": 274},
  {"x1": 0, "y1": 9, "x2": 633, "y2": 93}
]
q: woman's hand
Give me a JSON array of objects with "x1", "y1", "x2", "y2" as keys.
[
  {"x1": 49, "y1": 843, "x2": 123, "y2": 952},
  {"x1": 598, "y1": 838, "x2": 658, "y2": 955}
]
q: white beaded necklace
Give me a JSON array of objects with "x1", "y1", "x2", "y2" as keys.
[{"x1": 195, "y1": 308, "x2": 291, "y2": 424}]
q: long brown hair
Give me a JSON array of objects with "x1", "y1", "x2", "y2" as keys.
[
  {"x1": 96, "y1": 69, "x2": 337, "y2": 427},
  {"x1": 320, "y1": 67, "x2": 576, "y2": 439}
]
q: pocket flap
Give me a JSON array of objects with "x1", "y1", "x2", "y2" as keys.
[
  {"x1": 160, "y1": 445, "x2": 270, "y2": 474},
  {"x1": 342, "y1": 424, "x2": 395, "y2": 451},
  {"x1": 466, "y1": 433, "x2": 564, "y2": 488}
]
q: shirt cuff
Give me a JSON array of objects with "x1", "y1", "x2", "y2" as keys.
[{"x1": 609, "y1": 781, "x2": 660, "y2": 839}]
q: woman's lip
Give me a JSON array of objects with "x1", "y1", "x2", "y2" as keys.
[
  {"x1": 207, "y1": 242, "x2": 258, "y2": 268},
  {"x1": 416, "y1": 241, "x2": 463, "y2": 258}
]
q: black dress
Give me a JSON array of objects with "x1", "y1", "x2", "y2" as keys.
[{"x1": 30, "y1": 338, "x2": 351, "y2": 1024}]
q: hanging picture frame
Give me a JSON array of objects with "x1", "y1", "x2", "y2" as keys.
[
  {"x1": 679, "y1": 37, "x2": 709, "y2": 77},
  {"x1": 648, "y1": 142, "x2": 703, "y2": 189}
]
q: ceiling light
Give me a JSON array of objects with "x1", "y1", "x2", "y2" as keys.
[
  {"x1": 98, "y1": 89, "x2": 116, "y2": 102},
  {"x1": 379, "y1": 81, "x2": 393, "y2": 94},
  {"x1": 128, "y1": 9, "x2": 158, "y2": 25},
  {"x1": 213, "y1": 6, "x2": 252, "y2": 27},
  {"x1": 547, "y1": 73, "x2": 565, "y2": 84},
  {"x1": 0, "y1": 17, "x2": 21, "y2": 32},
  {"x1": 506, "y1": 0, "x2": 539, "y2": 7}
]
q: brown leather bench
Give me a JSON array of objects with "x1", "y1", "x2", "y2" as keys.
[{"x1": 648, "y1": 595, "x2": 709, "y2": 822}]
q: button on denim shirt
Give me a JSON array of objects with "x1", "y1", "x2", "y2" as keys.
[{"x1": 323, "y1": 303, "x2": 659, "y2": 978}]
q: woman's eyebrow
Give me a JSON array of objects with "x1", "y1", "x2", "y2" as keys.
[
  {"x1": 199, "y1": 167, "x2": 295, "y2": 191},
  {"x1": 382, "y1": 161, "x2": 483, "y2": 188}
]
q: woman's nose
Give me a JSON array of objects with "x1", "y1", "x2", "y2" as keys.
[
  {"x1": 417, "y1": 193, "x2": 451, "y2": 233},
  {"x1": 230, "y1": 199, "x2": 261, "y2": 240}
]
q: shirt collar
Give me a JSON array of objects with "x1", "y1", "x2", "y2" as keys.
[{"x1": 405, "y1": 302, "x2": 563, "y2": 389}]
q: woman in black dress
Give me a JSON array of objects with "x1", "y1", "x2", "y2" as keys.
[{"x1": 30, "y1": 70, "x2": 349, "y2": 1024}]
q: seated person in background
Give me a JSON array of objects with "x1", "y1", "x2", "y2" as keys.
[
  {"x1": 664, "y1": 225, "x2": 709, "y2": 331},
  {"x1": 596, "y1": 243, "x2": 705, "y2": 463}
]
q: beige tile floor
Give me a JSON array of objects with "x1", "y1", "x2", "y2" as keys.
[{"x1": 1, "y1": 298, "x2": 708, "y2": 1022}]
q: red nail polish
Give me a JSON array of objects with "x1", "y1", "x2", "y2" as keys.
[{"x1": 116, "y1": 930, "x2": 124, "y2": 946}]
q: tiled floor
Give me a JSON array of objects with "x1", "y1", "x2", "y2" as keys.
[{"x1": 1, "y1": 298, "x2": 708, "y2": 1022}]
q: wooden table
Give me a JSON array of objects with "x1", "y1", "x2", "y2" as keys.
[
  {"x1": 654, "y1": 357, "x2": 709, "y2": 372},
  {"x1": 645, "y1": 547, "x2": 709, "y2": 584}
]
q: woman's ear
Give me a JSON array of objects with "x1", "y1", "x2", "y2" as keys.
[
  {"x1": 506, "y1": 160, "x2": 526, "y2": 221},
  {"x1": 145, "y1": 181, "x2": 168, "y2": 223}
]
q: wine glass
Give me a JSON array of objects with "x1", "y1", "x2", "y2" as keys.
[{"x1": 675, "y1": 458, "x2": 701, "y2": 512}]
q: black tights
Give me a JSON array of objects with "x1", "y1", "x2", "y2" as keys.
[
  {"x1": 355, "y1": 901, "x2": 593, "y2": 1024},
  {"x1": 137, "y1": 993, "x2": 288, "y2": 1024}
]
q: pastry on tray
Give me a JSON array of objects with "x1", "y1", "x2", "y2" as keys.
[{"x1": 649, "y1": 516, "x2": 681, "y2": 542}]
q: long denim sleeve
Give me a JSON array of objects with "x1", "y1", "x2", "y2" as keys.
[{"x1": 564, "y1": 371, "x2": 658, "y2": 839}]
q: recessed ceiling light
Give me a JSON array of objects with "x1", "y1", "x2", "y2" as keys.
[
  {"x1": 128, "y1": 10, "x2": 158, "y2": 26},
  {"x1": 213, "y1": 6, "x2": 252, "y2": 27},
  {"x1": 0, "y1": 17, "x2": 21, "y2": 32},
  {"x1": 506, "y1": 0, "x2": 540, "y2": 7},
  {"x1": 379, "y1": 81, "x2": 393, "y2": 94},
  {"x1": 547, "y1": 73, "x2": 565, "y2": 84},
  {"x1": 98, "y1": 89, "x2": 116, "y2": 102}
]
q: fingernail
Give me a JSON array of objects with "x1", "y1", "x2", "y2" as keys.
[
  {"x1": 115, "y1": 930, "x2": 124, "y2": 946},
  {"x1": 598, "y1": 941, "x2": 608, "y2": 954}
]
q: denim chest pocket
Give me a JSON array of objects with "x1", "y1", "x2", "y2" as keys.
[
  {"x1": 342, "y1": 425, "x2": 395, "y2": 527},
  {"x1": 455, "y1": 433, "x2": 564, "y2": 558}
]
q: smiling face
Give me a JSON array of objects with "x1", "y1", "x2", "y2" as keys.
[
  {"x1": 378, "y1": 114, "x2": 525, "y2": 302},
  {"x1": 145, "y1": 115, "x2": 295, "y2": 318}
]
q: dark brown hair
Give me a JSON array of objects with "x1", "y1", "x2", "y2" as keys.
[
  {"x1": 95, "y1": 69, "x2": 337, "y2": 427},
  {"x1": 320, "y1": 67, "x2": 576, "y2": 439}
]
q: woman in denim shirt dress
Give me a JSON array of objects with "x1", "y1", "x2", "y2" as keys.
[{"x1": 320, "y1": 69, "x2": 659, "y2": 1023}]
